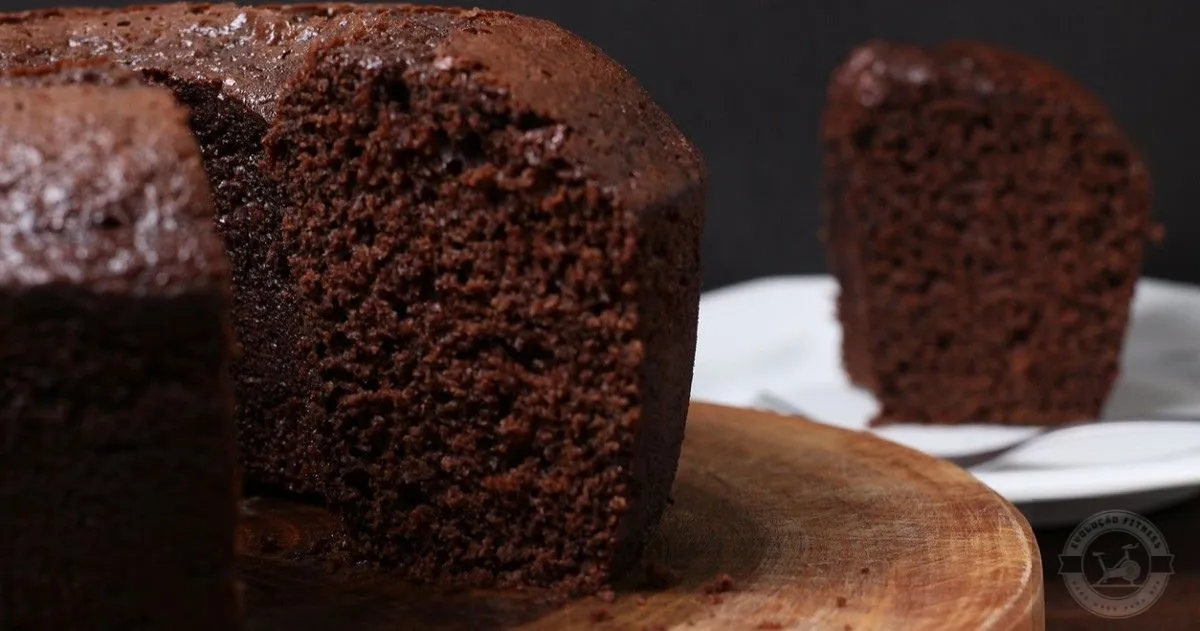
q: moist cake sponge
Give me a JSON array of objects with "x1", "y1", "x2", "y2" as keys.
[{"x1": 263, "y1": 10, "x2": 704, "y2": 591}]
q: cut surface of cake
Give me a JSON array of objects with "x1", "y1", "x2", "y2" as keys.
[
  {"x1": 0, "y1": 84, "x2": 239, "y2": 630},
  {"x1": 0, "y1": 4, "x2": 706, "y2": 593},
  {"x1": 821, "y1": 41, "x2": 1156, "y2": 425}
]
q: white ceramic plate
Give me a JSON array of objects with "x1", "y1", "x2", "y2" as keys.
[{"x1": 691, "y1": 275, "x2": 1200, "y2": 527}]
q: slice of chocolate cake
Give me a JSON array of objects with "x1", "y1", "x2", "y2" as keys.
[
  {"x1": 263, "y1": 11, "x2": 704, "y2": 592},
  {"x1": 0, "y1": 85, "x2": 238, "y2": 629},
  {"x1": 0, "y1": 4, "x2": 705, "y2": 593},
  {"x1": 821, "y1": 41, "x2": 1157, "y2": 425}
]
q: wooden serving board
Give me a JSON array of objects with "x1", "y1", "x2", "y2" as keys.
[{"x1": 237, "y1": 402, "x2": 1044, "y2": 630}]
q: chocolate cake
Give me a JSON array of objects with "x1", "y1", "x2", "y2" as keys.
[
  {"x1": 0, "y1": 85, "x2": 238, "y2": 629},
  {"x1": 0, "y1": 4, "x2": 705, "y2": 593},
  {"x1": 821, "y1": 41, "x2": 1156, "y2": 425}
]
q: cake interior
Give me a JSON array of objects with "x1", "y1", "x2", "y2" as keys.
[
  {"x1": 263, "y1": 32, "x2": 646, "y2": 591},
  {"x1": 144, "y1": 70, "x2": 325, "y2": 496},
  {"x1": 1, "y1": 287, "x2": 238, "y2": 629}
]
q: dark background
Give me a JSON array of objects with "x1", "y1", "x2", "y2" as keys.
[{"x1": 8, "y1": 0, "x2": 1200, "y2": 291}]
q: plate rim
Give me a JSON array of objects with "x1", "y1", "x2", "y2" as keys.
[{"x1": 692, "y1": 274, "x2": 1200, "y2": 504}]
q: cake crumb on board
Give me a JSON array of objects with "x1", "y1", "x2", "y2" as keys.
[
  {"x1": 700, "y1": 573, "x2": 736, "y2": 595},
  {"x1": 643, "y1": 560, "x2": 681, "y2": 589}
]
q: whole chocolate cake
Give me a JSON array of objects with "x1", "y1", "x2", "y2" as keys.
[
  {"x1": 0, "y1": 4, "x2": 705, "y2": 593},
  {"x1": 0, "y1": 85, "x2": 238, "y2": 630},
  {"x1": 822, "y1": 41, "x2": 1156, "y2": 425}
]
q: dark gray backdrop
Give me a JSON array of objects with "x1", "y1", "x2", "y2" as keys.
[{"x1": 7, "y1": 0, "x2": 1198, "y2": 290}]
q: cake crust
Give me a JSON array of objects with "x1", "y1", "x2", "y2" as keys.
[{"x1": 0, "y1": 83, "x2": 226, "y2": 290}]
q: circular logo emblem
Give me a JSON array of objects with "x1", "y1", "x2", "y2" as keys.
[{"x1": 1058, "y1": 510, "x2": 1175, "y2": 619}]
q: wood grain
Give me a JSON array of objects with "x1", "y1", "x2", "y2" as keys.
[{"x1": 237, "y1": 402, "x2": 1044, "y2": 630}]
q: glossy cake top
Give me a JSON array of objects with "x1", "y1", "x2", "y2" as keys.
[
  {"x1": 0, "y1": 84, "x2": 226, "y2": 292},
  {"x1": 0, "y1": 3, "x2": 704, "y2": 208},
  {"x1": 824, "y1": 40, "x2": 1138, "y2": 151}
]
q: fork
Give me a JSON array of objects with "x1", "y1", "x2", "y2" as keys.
[{"x1": 752, "y1": 391, "x2": 1200, "y2": 470}]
